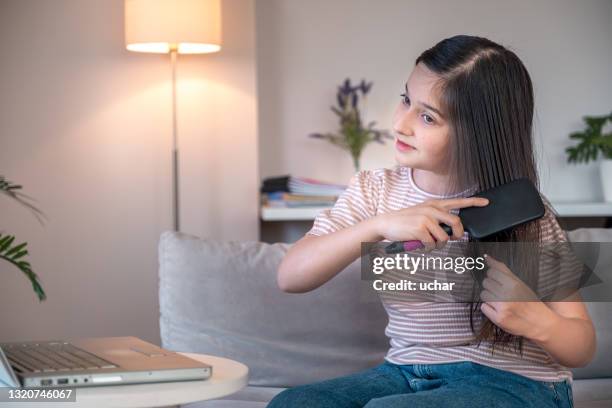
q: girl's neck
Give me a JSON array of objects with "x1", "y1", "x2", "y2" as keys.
[{"x1": 412, "y1": 168, "x2": 454, "y2": 196}]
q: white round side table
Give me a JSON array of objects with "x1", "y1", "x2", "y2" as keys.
[{"x1": 1, "y1": 352, "x2": 249, "y2": 408}]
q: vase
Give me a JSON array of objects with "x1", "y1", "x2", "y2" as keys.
[
  {"x1": 352, "y1": 156, "x2": 361, "y2": 173},
  {"x1": 601, "y1": 158, "x2": 612, "y2": 202}
]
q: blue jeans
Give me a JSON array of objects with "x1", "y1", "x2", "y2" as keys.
[{"x1": 267, "y1": 360, "x2": 574, "y2": 408}]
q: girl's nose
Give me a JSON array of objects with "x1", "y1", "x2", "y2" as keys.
[{"x1": 393, "y1": 107, "x2": 415, "y2": 136}]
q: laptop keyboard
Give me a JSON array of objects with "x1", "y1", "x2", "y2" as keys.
[{"x1": 2, "y1": 342, "x2": 117, "y2": 373}]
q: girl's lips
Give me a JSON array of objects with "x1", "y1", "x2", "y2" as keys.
[{"x1": 396, "y1": 139, "x2": 416, "y2": 152}]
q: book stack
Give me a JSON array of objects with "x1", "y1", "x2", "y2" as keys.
[{"x1": 261, "y1": 175, "x2": 347, "y2": 208}]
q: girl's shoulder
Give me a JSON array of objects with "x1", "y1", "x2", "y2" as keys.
[
  {"x1": 349, "y1": 166, "x2": 416, "y2": 213},
  {"x1": 362, "y1": 165, "x2": 451, "y2": 206},
  {"x1": 356, "y1": 165, "x2": 410, "y2": 187}
]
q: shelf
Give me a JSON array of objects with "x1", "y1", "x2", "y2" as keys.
[
  {"x1": 260, "y1": 206, "x2": 330, "y2": 221},
  {"x1": 551, "y1": 201, "x2": 612, "y2": 217},
  {"x1": 260, "y1": 201, "x2": 612, "y2": 221}
]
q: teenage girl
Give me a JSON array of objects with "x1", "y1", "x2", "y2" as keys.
[{"x1": 268, "y1": 35, "x2": 595, "y2": 408}]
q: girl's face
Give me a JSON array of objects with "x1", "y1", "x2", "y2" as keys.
[{"x1": 392, "y1": 62, "x2": 451, "y2": 174}]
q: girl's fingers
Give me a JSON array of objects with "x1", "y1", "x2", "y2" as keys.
[
  {"x1": 486, "y1": 268, "x2": 507, "y2": 286},
  {"x1": 419, "y1": 207, "x2": 464, "y2": 239},
  {"x1": 482, "y1": 276, "x2": 503, "y2": 294},
  {"x1": 416, "y1": 229, "x2": 436, "y2": 252},
  {"x1": 425, "y1": 219, "x2": 451, "y2": 250},
  {"x1": 435, "y1": 197, "x2": 490, "y2": 211},
  {"x1": 433, "y1": 208, "x2": 464, "y2": 239},
  {"x1": 480, "y1": 302, "x2": 497, "y2": 318},
  {"x1": 484, "y1": 254, "x2": 512, "y2": 275},
  {"x1": 480, "y1": 288, "x2": 495, "y2": 303},
  {"x1": 485, "y1": 256, "x2": 514, "y2": 282}
]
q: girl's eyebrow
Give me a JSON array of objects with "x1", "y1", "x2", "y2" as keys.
[{"x1": 404, "y1": 83, "x2": 444, "y2": 118}]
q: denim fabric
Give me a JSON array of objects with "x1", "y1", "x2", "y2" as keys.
[{"x1": 266, "y1": 360, "x2": 573, "y2": 408}]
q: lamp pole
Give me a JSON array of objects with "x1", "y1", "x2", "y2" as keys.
[
  {"x1": 124, "y1": 0, "x2": 222, "y2": 232},
  {"x1": 170, "y1": 47, "x2": 180, "y2": 232}
]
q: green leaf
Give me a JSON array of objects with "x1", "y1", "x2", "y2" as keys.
[
  {"x1": 0, "y1": 236, "x2": 15, "y2": 252},
  {"x1": 0, "y1": 176, "x2": 46, "y2": 225},
  {"x1": 0, "y1": 234, "x2": 11, "y2": 247},
  {"x1": 566, "y1": 113, "x2": 612, "y2": 164},
  {"x1": 5, "y1": 242, "x2": 27, "y2": 257},
  {"x1": 12, "y1": 250, "x2": 28, "y2": 260},
  {"x1": 1, "y1": 176, "x2": 47, "y2": 301},
  {"x1": 0, "y1": 235, "x2": 46, "y2": 301}
]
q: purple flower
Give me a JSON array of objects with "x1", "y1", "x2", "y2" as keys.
[
  {"x1": 309, "y1": 77, "x2": 393, "y2": 173},
  {"x1": 360, "y1": 79, "x2": 373, "y2": 95},
  {"x1": 351, "y1": 92, "x2": 358, "y2": 108},
  {"x1": 339, "y1": 78, "x2": 352, "y2": 95}
]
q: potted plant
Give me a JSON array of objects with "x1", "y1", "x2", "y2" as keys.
[
  {"x1": 1, "y1": 176, "x2": 46, "y2": 300},
  {"x1": 309, "y1": 78, "x2": 393, "y2": 172},
  {"x1": 565, "y1": 112, "x2": 612, "y2": 202}
]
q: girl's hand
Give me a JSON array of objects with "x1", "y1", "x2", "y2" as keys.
[
  {"x1": 374, "y1": 197, "x2": 489, "y2": 252},
  {"x1": 480, "y1": 254, "x2": 557, "y2": 340}
]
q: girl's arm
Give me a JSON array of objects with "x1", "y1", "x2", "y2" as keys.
[
  {"x1": 278, "y1": 196, "x2": 488, "y2": 293},
  {"x1": 480, "y1": 256, "x2": 596, "y2": 368},
  {"x1": 530, "y1": 293, "x2": 596, "y2": 368},
  {"x1": 276, "y1": 217, "x2": 382, "y2": 293}
]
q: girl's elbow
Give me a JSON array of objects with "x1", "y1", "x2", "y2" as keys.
[
  {"x1": 581, "y1": 324, "x2": 598, "y2": 367},
  {"x1": 277, "y1": 274, "x2": 307, "y2": 293},
  {"x1": 569, "y1": 332, "x2": 597, "y2": 368},
  {"x1": 276, "y1": 269, "x2": 294, "y2": 293},
  {"x1": 276, "y1": 262, "x2": 291, "y2": 292},
  {"x1": 276, "y1": 259, "x2": 304, "y2": 293},
  {"x1": 580, "y1": 334, "x2": 598, "y2": 368},
  {"x1": 568, "y1": 353, "x2": 595, "y2": 369}
]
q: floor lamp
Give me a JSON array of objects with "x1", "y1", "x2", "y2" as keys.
[{"x1": 124, "y1": 0, "x2": 222, "y2": 231}]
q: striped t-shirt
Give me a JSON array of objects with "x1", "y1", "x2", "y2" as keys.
[{"x1": 306, "y1": 165, "x2": 574, "y2": 383}]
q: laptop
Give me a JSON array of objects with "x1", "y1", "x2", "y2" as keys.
[{"x1": 0, "y1": 336, "x2": 212, "y2": 388}]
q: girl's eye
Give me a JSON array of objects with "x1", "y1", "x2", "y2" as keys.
[
  {"x1": 400, "y1": 93, "x2": 436, "y2": 125},
  {"x1": 422, "y1": 114, "x2": 435, "y2": 125}
]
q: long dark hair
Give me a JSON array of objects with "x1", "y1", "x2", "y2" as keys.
[{"x1": 415, "y1": 35, "x2": 542, "y2": 354}]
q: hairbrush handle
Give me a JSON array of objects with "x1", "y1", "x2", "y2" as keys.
[{"x1": 384, "y1": 224, "x2": 453, "y2": 254}]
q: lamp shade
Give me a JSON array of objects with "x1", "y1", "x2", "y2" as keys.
[{"x1": 125, "y1": 0, "x2": 222, "y2": 54}]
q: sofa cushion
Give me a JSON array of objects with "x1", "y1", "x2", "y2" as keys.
[
  {"x1": 158, "y1": 231, "x2": 389, "y2": 388},
  {"x1": 158, "y1": 227, "x2": 611, "y2": 391},
  {"x1": 572, "y1": 378, "x2": 612, "y2": 407}
]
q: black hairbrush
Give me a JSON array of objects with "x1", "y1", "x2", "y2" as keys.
[{"x1": 384, "y1": 178, "x2": 546, "y2": 254}]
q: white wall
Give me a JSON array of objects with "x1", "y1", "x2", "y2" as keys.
[
  {"x1": 1, "y1": 0, "x2": 610, "y2": 347},
  {"x1": 256, "y1": 0, "x2": 612, "y2": 201},
  {"x1": 0, "y1": 0, "x2": 258, "y2": 344}
]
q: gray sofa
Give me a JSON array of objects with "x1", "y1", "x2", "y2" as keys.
[{"x1": 158, "y1": 228, "x2": 612, "y2": 408}]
